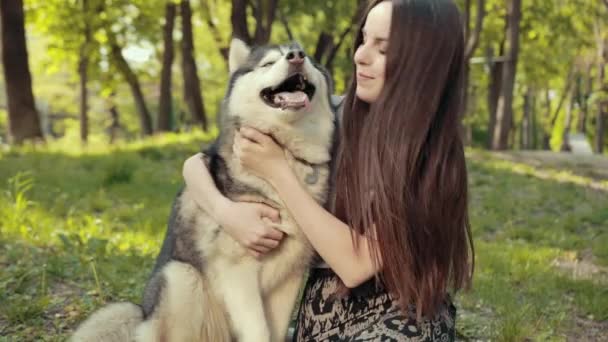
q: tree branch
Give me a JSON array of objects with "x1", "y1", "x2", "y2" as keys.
[
  {"x1": 199, "y1": 0, "x2": 228, "y2": 60},
  {"x1": 464, "y1": 0, "x2": 486, "y2": 61},
  {"x1": 231, "y1": 0, "x2": 251, "y2": 44},
  {"x1": 324, "y1": 1, "x2": 367, "y2": 70},
  {"x1": 279, "y1": 5, "x2": 294, "y2": 41},
  {"x1": 325, "y1": 25, "x2": 353, "y2": 70},
  {"x1": 550, "y1": 66, "x2": 576, "y2": 126},
  {"x1": 253, "y1": 0, "x2": 278, "y2": 44}
]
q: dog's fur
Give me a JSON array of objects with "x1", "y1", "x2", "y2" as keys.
[{"x1": 71, "y1": 38, "x2": 337, "y2": 342}]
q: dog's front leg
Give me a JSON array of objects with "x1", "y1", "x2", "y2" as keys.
[
  {"x1": 265, "y1": 272, "x2": 305, "y2": 342},
  {"x1": 218, "y1": 263, "x2": 270, "y2": 342}
]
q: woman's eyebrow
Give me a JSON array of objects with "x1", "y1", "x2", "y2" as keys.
[{"x1": 362, "y1": 29, "x2": 389, "y2": 42}]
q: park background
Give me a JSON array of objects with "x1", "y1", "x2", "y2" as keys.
[{"x1": 0, "y1": 0, "x2": 607, "y2": 340}]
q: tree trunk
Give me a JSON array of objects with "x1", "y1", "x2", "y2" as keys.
[
  {"x1": 231, "y1": 0, "x2": 251, "y2": 43},
  {"x1": 253, "y1": 0, "x2": 278, "y2": 44},
  {"x1": 314, "y1": 32, "x2": 334, "y2": 62},
  {"x1": 597, "y1": 111, "x2": 606, "y2": 154},
  {"x1": 560, "y1": 88, "x2": 576, "y2": 152},
  {"x1": 279, "y1": 6, "x2": 294, "y2": 41},
  {"x1": 110, "y1": 41, "x2": 153, "y2": 136},
  {"x1": 578, "y1": 63, "x2": 593, "y2": 133},
  {"x1": 199, "y1": 0, "x2": 229, "y2": 61},
  {"x1": 158, "y1": 3, "x2": 176, "y2": 132},
  {"x1": 0, "y1": 0, "x2": 44, "y2": 144},
  {"x1": 180, "y1": 0, "x2": 208, "y2": 131},
  {"x1": 461, "y1": 0, "x2": 485, "y2": 120},
  {"x1": 486, "y1": 47, "x2": 503, "y2": 148},
  {"x1": 521, "y1": 87, "x2": 533, "y2": 149},
  {"x1": 530, "y1": 90, "x2": 538, "y2": 149},
  {"x1": 595, "y1": 39, "x2": 606, "y2": 154},
  {"x1": 78, "y1": 0, "x2": 92, "y2": 144},
  {"x1": 541, "y1": 68, "x2": 575, "y2": 150},
  {"x1": 107, "y1": 93, "x2": 121, "y2": 144},
  {"x1": 492, "y1": 0, "x2": 521, "y2": 150},
  {"x1": 230, "y1": 0, "x2": 280, "y2": 45},
  {"x1": 542, "y1": 89, "x2": 552, "y2": 150}
]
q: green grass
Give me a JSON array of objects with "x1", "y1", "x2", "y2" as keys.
[{"x1": 1, "y1": 135, "x2": 607, "y2": 341}]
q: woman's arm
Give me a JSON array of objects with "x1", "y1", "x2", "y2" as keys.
[
  {"x1": 272, "y1": 164, "x2": 381, "y2": 287},
  {"x1": 235, "y1": 128, "x2": 381, "y2": 287},
  {"x1": 182, "y1": 153, "x2": 285, "y2": 257}
]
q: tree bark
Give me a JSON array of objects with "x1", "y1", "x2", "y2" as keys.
[
  {"x1": 279, "y1": 6, "x2": 294, "y2": 41},
  {"x1": 325, "y1": 22, "x2": 359, "y2": 72},
  {"x1": 314, "y1": 32, "x2": 334, "y2": 62},
  {"x1": 542, "y1": 88, "x2": 552, "y2": 150},
  {"x1": 541, "y1": 68, "x2": 575, "y2": 149},
  {"x1": 315, "y1": 0, "x2": 366, "y2": 73},
  {"x1": 520, "y1": 87, "x2": 533, "y2": 149},
  {"x1": 577, "y1": 62, "x2": 593, "y2": 133},
  {"x1": 486, "y1": 46, "x2": 503, "y2": 148},
  {"x1": 492, "y1": 0, "x2": 521, "y2": 150},
  {"x1": 595, "y1": 38, "x2": 606, "y2": 154},
  {"x1": 464, "y1": 0, "x2": 486, "y2": 62},
  {"x1": 231, "y1": 0, "x2": 251, "y2": 43},
  {"x1": 181, "y1": 0, "x2": 208, "y2": 131},
  {"x1": 530, "y1": 90, "x2": 538, "y2": 149},
  {"x1": 110, "y1": 41, "x2": 154, "y2": 136},
  {"x1": 158, "y1": 3, "x2": 177, "y2": 132},
  {"x1": 560, "y1": 88, "x2": 576, "y2": 151},
  {"x1": 253, "y1": 0, "x2": 278, "y2": 44},
  {"x1": 199, "y1": 0, "x2": 229, "y2": 61},
  {"x1": 461, "y1": 0, "x2": 485, "y2": 144},
  {"x1": 78, "y1": 0, "x2": 92, "y2": 144},
  {"x1": 0, "y1": 0, "x2": 44, "y2": 144},
  {"x1": 107, "y1": 92, "x2": 121, "y2": 144}
]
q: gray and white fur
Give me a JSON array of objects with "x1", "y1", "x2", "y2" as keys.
[{"x1": 71, "y1": 38, "x2": 338, "y2": 342}]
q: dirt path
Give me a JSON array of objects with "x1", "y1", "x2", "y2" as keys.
[{"x1": 491, "y1": 150, "x2": 608, "y2": 182}]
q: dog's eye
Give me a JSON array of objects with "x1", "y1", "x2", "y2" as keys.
[{"x1": 261, "y1": 61, "x2": 276, "y2": 68}]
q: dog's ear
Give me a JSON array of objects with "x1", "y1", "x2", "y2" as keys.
[{"x1": 229, "y1": 38, "x2": 251, "y2": 75}]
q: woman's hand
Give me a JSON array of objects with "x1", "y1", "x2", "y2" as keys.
[
  {"x1": 216, "y1": 199, "x2": 285, "y2": 259},
  {"x1": 234, "y1": 126, "x2": 290, "y2": 184},
  {"x1": 182, "y1": 152, "x2": 284, "y2": 259}
]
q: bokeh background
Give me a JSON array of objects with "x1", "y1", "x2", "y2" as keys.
[{"x1": 0, "y1": 0, "x2": 607, "y2": 340}]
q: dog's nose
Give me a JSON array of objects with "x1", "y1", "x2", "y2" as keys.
[{"x1": 286, "y1": 50, "x2": 305, "y2": 65}]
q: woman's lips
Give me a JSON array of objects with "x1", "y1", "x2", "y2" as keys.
[{"x1": 357, "y1": 72, "x2": 374, "y2": 81}]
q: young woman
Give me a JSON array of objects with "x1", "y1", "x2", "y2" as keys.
[{"x1": 182, "y1": 0, "x2": 474, "y2": 340}]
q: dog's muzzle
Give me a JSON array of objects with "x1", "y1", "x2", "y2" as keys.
[{"x1": 260, "y1": 72, "x2": 316, "y2": 111}]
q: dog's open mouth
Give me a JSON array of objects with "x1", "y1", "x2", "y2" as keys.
[{"x1": 260, "y1": 73, "x2": 316, "y2": 111}]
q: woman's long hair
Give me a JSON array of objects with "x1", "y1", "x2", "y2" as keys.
[{"x1": 334, "y1": 0, "x2": 474, "y2": 319}]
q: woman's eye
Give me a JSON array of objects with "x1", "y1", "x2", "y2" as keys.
[{"x1": 261, "y1": 61, "x2": 275, "y2": 68}]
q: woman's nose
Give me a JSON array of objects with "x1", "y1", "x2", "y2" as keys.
[{"x1": 354, "y1": 43, "x2": 371, "y2": 66}]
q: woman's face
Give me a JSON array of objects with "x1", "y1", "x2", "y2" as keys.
[{"x1": 354, "y1": 1, "x2": 392, "y2": 104}]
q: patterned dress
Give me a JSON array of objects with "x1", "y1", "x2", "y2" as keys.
[{"x1": 292, "y1": 268, "x2": 456, "y2": 341}]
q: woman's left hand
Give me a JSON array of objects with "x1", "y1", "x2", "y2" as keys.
[{"x1": 234, "y1": 126, "x2": 289, "y2": 183}]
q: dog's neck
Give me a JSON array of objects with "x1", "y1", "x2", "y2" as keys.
[{"x1": 224, "y1": 114, "x2": 334, "y2": 166}]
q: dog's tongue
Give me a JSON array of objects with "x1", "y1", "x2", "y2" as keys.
[{"x1": 274, "y1": 91, "x2": 310, "y2": 110}]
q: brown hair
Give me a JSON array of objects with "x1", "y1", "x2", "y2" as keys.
[{"x1": 334, "y1": 0, "x2": 474, "y2": 319}]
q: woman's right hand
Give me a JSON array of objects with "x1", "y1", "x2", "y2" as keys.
[{"x1": 216, "y1": 199, "x2": 284, "y2": 258}]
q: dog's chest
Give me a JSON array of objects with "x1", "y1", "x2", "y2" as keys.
[{"x1": 284, "y1": 153, "x2": 330, "y2": 204}]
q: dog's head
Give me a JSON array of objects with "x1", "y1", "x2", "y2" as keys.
[{"x1": 225, "y1": 39, "x2": 334, "y2": 126}]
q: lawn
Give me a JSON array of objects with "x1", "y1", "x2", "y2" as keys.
[{"x1": 1, "y1": 134, "x2": 607, "y2": 341}]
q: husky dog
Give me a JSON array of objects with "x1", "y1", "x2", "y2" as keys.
[{"x1": 71, "y1": 38, "x2": 337, "y2": 342}]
